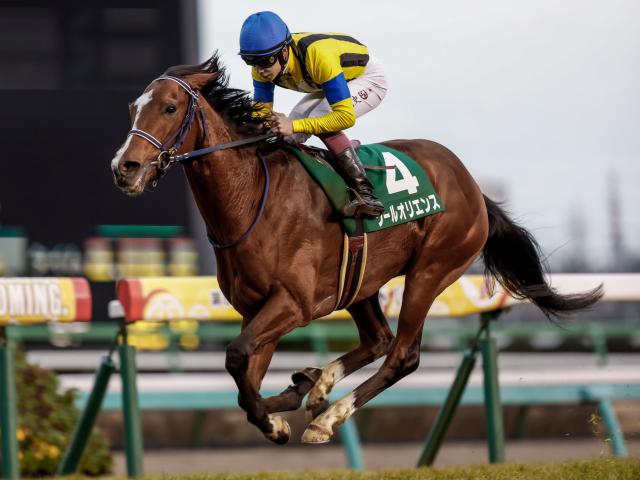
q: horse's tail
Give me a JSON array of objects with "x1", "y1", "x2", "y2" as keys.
[{"x1": 481, "y1": 195, "x2": 603, "y2": 319}]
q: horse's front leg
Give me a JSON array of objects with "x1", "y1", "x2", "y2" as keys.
[
  {"x1": 263, "y1": 367, "x2": 323, "y2": 413},
  {"x1": 239, "y1": 342, "x2": 322, "y2": 415},
  {"x1": 262, "y1": 295, "x2": 394, "y2": 418},
  {"x1": 225, "y1": 283, "x2": 307, "y2": 444},
  {"x1": 237, "y1": 323, "x2": 322, "y2": 416}
]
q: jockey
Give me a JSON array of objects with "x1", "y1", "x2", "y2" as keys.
[{"x1": 239, "y1": 11, "x2": 387, "y2": 218}]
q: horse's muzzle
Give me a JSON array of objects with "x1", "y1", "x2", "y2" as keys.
[
  {"x1": 117, "y1": 158, "x2": 142, "y2": 177},
  {"x1": 113, "y1": 158, "x2": 160, "y2": 196}
]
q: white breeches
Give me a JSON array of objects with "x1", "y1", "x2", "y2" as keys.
[{"x1": 287, "y1": 56, "x2": 388, "y2": 144}]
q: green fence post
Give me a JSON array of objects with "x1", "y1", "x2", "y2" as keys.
[
  {"x1": 0, "y1": 328, "x2": 19, "y2": 480},
  {"x1": 416, "y1": 349, "x2": 478, "y2": 466},
  {"x1": 119, "y1": 335, "x2": 144, "y2": 478},
  {"x1": 514, "y1": 405, "x2": 529, "y2": 439},
  {"x1": 480, "y1": 321, "x2": 505, "y2": 463},
  {"x1": 57, "y1": 356, "x2": 116, "y2": 475},
  {"x1": 339, "y1": 418, "x2": 364, "y2": 470},
  {"x1": 598, "y1": 399, "x2": 627, "y2": 457},
  {"x1": 309, "y1": 323, "x2": 330, "y2": 359},
  {"x1": 587, "y1": 324, "x2": 608, "y2": 367}
]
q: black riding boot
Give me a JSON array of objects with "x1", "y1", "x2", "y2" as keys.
[{"x1": 334, "y1": 146, "x2": 385, "y2": 218}]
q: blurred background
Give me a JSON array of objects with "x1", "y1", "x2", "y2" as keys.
[
  {"x1": 0, "y1": 0, "x2": 638, "y2": 475},
  {"x1": 1, "y1": 0, "x2": 639, "y2": 281}
]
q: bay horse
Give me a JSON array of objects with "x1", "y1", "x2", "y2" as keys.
[{"x1": 111, "y1": 54, "x2": 602, "y2": 444}]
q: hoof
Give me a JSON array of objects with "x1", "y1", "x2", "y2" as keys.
[
  {"x1": 264, "y1": 415, "x2": 291, "y2": 445},
  {"x1": 301, "y1": 423, "x2": 333, "y2": 444}
]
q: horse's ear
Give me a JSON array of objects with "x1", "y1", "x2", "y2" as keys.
[{"x1": 186, "y1": 72, "x2": 218, "y2": 91}]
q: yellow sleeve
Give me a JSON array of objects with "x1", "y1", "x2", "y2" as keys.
[
  {"x1": 290, "y1": 44, "x2": 355, "y2": 134},
  {"x1": 291, "y1": 98, "x2": 355, "y2": 134}
]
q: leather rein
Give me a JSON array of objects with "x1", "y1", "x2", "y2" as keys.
[{"x1": 127, "y1": 75, "x2": 277, "y2": 249}]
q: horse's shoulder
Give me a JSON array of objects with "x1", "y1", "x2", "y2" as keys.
[
  {"x1": 262, "y1": 146, "x2": 302, "y2": 168},
  {"x1": 264, "y1": 146, "x2": 323, "y2": 185}
]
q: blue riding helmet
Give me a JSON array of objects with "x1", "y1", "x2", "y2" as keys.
[{"x1": 239, "y1": 11, "x2": 291, "y2": 58}]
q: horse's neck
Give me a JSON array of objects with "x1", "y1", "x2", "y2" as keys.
[{"x1": 183, "y1": 108, "x2": 263, "y2": 246}]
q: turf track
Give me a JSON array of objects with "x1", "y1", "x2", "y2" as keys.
[{"x1": 64, "y1": 458, "x2": 639, "y2": 480}]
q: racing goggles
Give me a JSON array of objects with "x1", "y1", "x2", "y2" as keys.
[{"x1": 241, "y1": 53, "x2": 279, "y2": 68}]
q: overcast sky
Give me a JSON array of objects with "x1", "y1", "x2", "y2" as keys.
[{"x1": 197, "y1": 0, "x2": 640, "y2": 268}]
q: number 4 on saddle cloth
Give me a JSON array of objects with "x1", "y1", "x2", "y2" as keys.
[{"x1": 286, "y1": 143, "x2": 445, "y2": 310}]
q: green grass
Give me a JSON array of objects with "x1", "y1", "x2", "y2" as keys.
[{"x1": 63, "y1": 458, "x2": 639, "y2": 480}]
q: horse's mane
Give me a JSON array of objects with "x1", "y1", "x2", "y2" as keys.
[{"x1": 164, "y1": 52, "x2": 264, "y2": 134}]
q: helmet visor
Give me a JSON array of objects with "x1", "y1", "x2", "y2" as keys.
[{"x1": 241, "y1": 53, "x2": 279, "y2": 68}]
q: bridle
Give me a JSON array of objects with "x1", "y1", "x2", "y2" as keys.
[
  {"x1": 126, "y1": 75, "x2": 277, "y2": 249},
  {"x1": 128, "y1": 75, "x2": 275, "y2": 178},
  {"x1": 128, "y1": 75, "x2": 204, "y2": 178}
]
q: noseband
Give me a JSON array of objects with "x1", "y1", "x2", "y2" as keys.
[
  {"x1": 127, "y1": 75, "x2": 277, "y2": 249},
  {"x1": 128, "y1": 75, "x2": 209, "y2": 179},
  {"x1": 128, "y1": 75, "x2": 275, "y2": 178}
]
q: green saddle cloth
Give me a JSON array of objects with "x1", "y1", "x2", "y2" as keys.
[{"x1": 285, "y1": 144, "x2": 445, "y2": 235}]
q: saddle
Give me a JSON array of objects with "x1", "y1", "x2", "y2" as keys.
[
  {"x1": 296, "y1": 141, "x2": 369, "y2": 309},
  {"x1": 282, "y1": 141, "x2": 446, "y2": 311}
]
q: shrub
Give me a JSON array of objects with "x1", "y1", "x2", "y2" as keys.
[{"x1": 14, "y1": 346, "x2": 112, "y2": 476}]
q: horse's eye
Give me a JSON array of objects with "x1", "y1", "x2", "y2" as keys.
[{"x1": 165, "y1": 105, "x2": 177, "y2": 114}]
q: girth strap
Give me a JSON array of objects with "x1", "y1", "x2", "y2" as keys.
[{"x1": 335, "y1": 219, "x2": 367, "y2": 310}]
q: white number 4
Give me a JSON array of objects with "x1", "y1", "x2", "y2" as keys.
[{"x1": 382, "y1": 152, "x2": 420, "y2": 195}]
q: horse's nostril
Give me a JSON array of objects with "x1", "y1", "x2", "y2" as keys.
[{"x1": 120, "y1": 159, "x2": 141, "y2": 175}]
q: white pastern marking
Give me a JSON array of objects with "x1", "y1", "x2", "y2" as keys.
[
  {"x1": 315, "y1": 392, "x2": 356, "y2": 432},
  {"x1": 307, "y1": 361, "x2": 345, "y2": 408}
]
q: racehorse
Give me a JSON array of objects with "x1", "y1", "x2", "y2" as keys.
[{"x1": 111, "y1": 54, "x2": 602, "y2": 444}]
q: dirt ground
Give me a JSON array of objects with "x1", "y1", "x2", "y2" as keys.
[{"x1": 111, "y1": 439, "x2": 640, "y2": 475}]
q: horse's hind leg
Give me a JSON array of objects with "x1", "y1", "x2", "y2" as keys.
[
  {"x1": 305, "y1": 295, "x2": 394, "y2": 418},
  {"x1": 260, "y1": 294, "x2": 393, "y2": 416},
  {"x1": 302, "y1": 260, "x2": 475, "y2": 444},
  {"x1": 262, "y1": 364, "x2": 323, "y2": 414}
]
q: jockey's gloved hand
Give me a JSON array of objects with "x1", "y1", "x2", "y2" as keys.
[{"x1": 268, "y1": 112, "x2": 294, "y2": 137}]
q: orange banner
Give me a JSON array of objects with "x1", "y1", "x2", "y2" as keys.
[
  {"x1": 0, "y1": 277, "x2": 91, "y2": 324},
  {"x1": 117, "y1": 276, "x2": 242, "y2": 323},
  {"x1": 117, "y1": 275, "x2": 516, "y2": 323}
]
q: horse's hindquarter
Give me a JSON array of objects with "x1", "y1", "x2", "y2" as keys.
[
  {"x1": 388, "y1": 139, "x2": 486, "y2": 227},
  {"x1": 365, "y1": 139, "x2": 489, "y2": 292}
]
